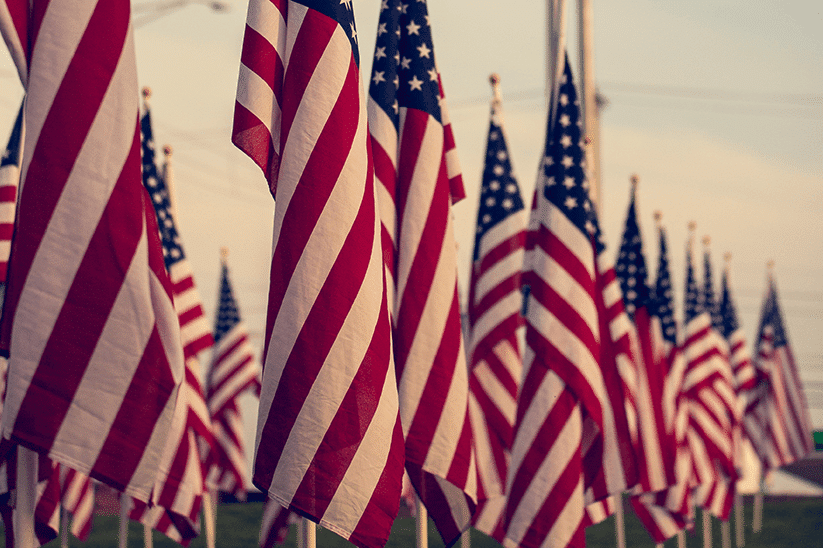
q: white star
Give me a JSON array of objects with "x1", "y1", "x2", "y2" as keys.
[
  {"x1": 393, "y1": 75, "x2": 399, "y2": 88},
  {"x1": 489, "y1": 180, "x2": 500, "y2": 191},
  {"x1": 585, "y1": 220, "x2": 595, "y2": 234},
  {"x1": 561, "y1": 156, "x2": 574, "y2": 168},
  {"x1": 340, "y1": 0, "x2": 352, "y2": 9},
  {"x1": 425, "y1": 14, "x2": 430, "y2": 26},
  {"x1": 400, "y1": 56, "x2": 412, "y2": 69},
  {"x1": 394, "y1": 52, "x2": 400, "y2": 65},
  {"x1": 490, "y1": 131, "x2": 500, "y2": 141},
  {"x1": 372, "y1": 71, "x2": 385, "y2": 85},
  {"x1": 408, "y1": 75, "x2": 423, "y2": 90},
  {"x1": 381, "y1": 0, "x2": 388, "y2": 10},
  {"x1": 427, "y1": 68, "x2": 438, "y2": 81},
  {"x1": 392, "y1": 100, "x2": 399, "y2": 114},
  {"x1": 377, "y1": 22, "x2": 387, "y2": 35},
  {"x1": 560, "y1": 134, "x2": 572, "y2": 148},
  {"x1": 482, "y1": 214, "x2": 491, "y2": 224},
  {"x1": 564, "y1": 196, "x2": 577, "y2": 209},
  {"x1": 493, "y1": 165, "x2": 504, "y2": 176},
  {"x1": 560, "y1": 73, "x2": 568, "y2": 85},
  {"x1": 399, "y1": 2, "x2": 408, "y2": 13},
  {"x1": 496, "y1": 150, "x2": 507, "y2": 161},
  {"x1": 486, "y1": 197, "x2": 496, "y2": 207},
  {"x1": 506, "y1": 183, "x2": 518, "y2": 194},
  {"x1": 583, "y1": 201, "x2": 591, "y2": 212},
  {"x1": 559, "y1": 114, "x2": 570, "y2": 127},
  {"x1": 546, "y1": 176, "x2": 556, "y2": 186},
  {"x1": 563, "y1": 176, "x2": 575, "y2": 189},
  {"x1": 406, "y1": 20, "x2": 421, "y2": 35},
  {"x1": 543, "y1": 156, "x2": 554, "y2": 166},
  {"x1": 375, "y1": 46, "x2": 386, "y2": 60},
  {"x1": 502, "y1": 198, "x2": 514, "y2": 210},
  {"x1": 417, "y1": 43, "x2": 431, "y2": 58},
  {"x1": 559, "y1": 94, "x2": 569, "y2": 106},
  {"x1": 350, "y1": 23, "x2": 357, "y2": 43}
]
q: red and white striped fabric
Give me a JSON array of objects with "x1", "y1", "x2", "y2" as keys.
[
  {"x1": 680, "y1": 243, "x2": 738, "y2": 521},
  {"x1": 467, "y1": 80, "x2": 527, "y2": 541},
  {"x1": 0, "y1": 103, "x2": 22, "y2": 282},
  {"x1": 366, "y1": 0, "x2": 475, "y2": 544},
  {"x1": 233, "y1": 1, "x2": 405, "y2": 547},
  {"x1": 259, "y1": 498, "x2": 296, "y2": 548},
  {"x1": 0, "y1": 0, "x2": 184, "y2": 502},
  {"x1": 0, "y1": 0, "x2": 27, "y2": 85},
  {"x1": 747, "y1": 276, "x2": 812, "y2": 471},
  {"x1": 127, "y1": 101, "x2": 215, "y2": 545},
  {"x1": 205, "y1": 257, "x2": 262, "y2": 499},
  {"x1": 58, "y1": 465, "x2": 95, "y2": 541},
  {"x1": 505, "y1": 55, "x2": 636, "y2": 548}
]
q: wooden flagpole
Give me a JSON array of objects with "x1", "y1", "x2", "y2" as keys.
[
  {"x1": 678, "y1": 529, "x2": 687, "y2": 548},
  {"x1": 203, "y1": 491, "x2": 216, "y2": 548},
  {"x1": 614, "y1": 496, "x2": 626, "y2": 548},
  {"x1": 415, "y1": 495, "x2": 428, "y2": 548},
  {"x1": 702, "y1": 509, "x2": 712, "y2": 548},
  {"x1": 144, "y1": 522, "x2": 154, "y2": 548},
  {"x1": 734, "y1": 491, "x2": 744, "y2": 547},
  {"x1": 14, "y1": 446, "x2": 38, "y2": 548}
]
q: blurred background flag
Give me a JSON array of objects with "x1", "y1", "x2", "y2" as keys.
[
  {"x1": 233, "y1": 1, "x2": 405, "y2": 546},
  {"x1": 0, "y1": 102, "x2": 22, "y2": 283}
]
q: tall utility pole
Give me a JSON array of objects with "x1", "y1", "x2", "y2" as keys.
[{"x1": 577, "y1": 0, "x2": 601, "y2": 209}]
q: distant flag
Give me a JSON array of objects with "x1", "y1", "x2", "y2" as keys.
[
  {"x1": 233, "y1": 0, "x2": 405, "y2": 546},
  {"x1": 630, "y1": 214, "x2": 693, "y2": 543},
  {"x1": 128, "y1": 91, "x2": 214, "y2": 545},
  {"x1": 505, "y1": 53, "x2": 637, "y2": 548},
  {"x1": 692, "y1": 238, "x2": 739, "y2": 520},
  {"x1": 0, "y1": 0, "x2": 28, "y2": 84},
  {"x1": 367, "y1": 0, "x2": 476, "y2": 544},
  {"x1": 0, "y1": 0, "x2": 184, "y2": 502},
  {"x1": 467, "y1": 74, "x2": 527, "y2": 540},
  {"x1": 614, "y1": 179, "x2": 676, "y2": 494},
  {"x1": 0, "y1": 102, "x2": 22, "y2": 283},
  {"x1": 747, "y1": 266, "x2": 812, "y2": 470},
  {"x1": 259, "y1": 497, "x2": 295, "y2": 548},
  {"x1": 680, "y1": 232, "x2": 738, "y2": 521},
  {"x1": 34, "y1": 464, "x2": 96, "y2": 542},
  {"x1": 205, "y1": 249, "x2": 262, "y2": 500}
]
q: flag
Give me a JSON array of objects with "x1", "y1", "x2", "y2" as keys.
[
  {"x1": 467, "y1": 76, "x2": 527, "y2": 541},
  {"x1": 233, "y1": 1, "x2": 405, "y2": 546},
  {"x1": 0, "y1": 0, "x2": 183, "y2": 502},
  {"x1": 205, "y1": 253, "x2": 262, "y2": 499},
  {"x1": 614, "y1": 182, "x2": 676, "y2": 495},
  {"x1": 680, "y1": 236, "x2": 738, "y2": 520},
  {"x1": 629, "y1": 218, "x2": 693, "y2": 543},
  {"x1": 127, "y1": 96, "x2": 214, "y2": 545},
  {"x1": 0, "y1": 103, "x2": 22, "y2": 283},
  {"x1": 747, "y1": 272, "x2": 812, "y2": 470},
  {"x1": 259, "y1": 498, "x2": 295, "y2": 548},
  {"x1": 32, "y1": 464, "x2": 96, "y2": 543},
  {"x1": 0, "y1": 0, "x2": 27, "y2": 84},
  {"x1": 505, "y1": 54, "x2": 637, "y2": 548},
  {"x1": 367, "y1": 0, "x2": 476, "y2": 543}
]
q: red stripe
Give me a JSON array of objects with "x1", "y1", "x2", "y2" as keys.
[
  {"x1": 232, "y1": 101, "x2": 278, "y2": 193},
  {"x1": 212, "y1": 333, "x2": 249, "y2": 370},
  {"x1": 0, "y1": 223, "x2": 13, "y2": 239},
  {"x1": 371, "y1": 139, "x2": 397, "y2": 202},
  {"x1": 476, "y1": 231, "x2": 526, "y2": 274},
  {"x1": 392, "y1": 110, "x2": 428, "y2": 241},
  {"x1": 0, "y1": 186, "x2": 17, "y2": 202},
  {"x1": 471, "y1": 334, "x2": 518, "y2": 400}
]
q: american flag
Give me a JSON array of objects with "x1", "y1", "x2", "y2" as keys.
[
  {"x1": 128, "y1": 97, "x2": 215, "y2": 545},
  {"x1": 747, "y1": 273, "x2": 812, "y2": 470},
  {"x1": 614, "y1": 183, "x2": 676, "y2": 495},
  {"x1": 680, "y1": 237, "x2": 738, "y2": 521},
  {"x1": 630, "y1": 218, "x2": 693, "y2": 543},
  {"x1": 0, "y1": 0, "x2": 184, "y2": 502},
  {"x1": 32, "y1": 464, "x2": 96, "y2": 542},
  {"x1": 233, "y1": 1, "x2": 405, "y2": 546},
  {"x1": 505, "y1": 54, "x2": 637, "y2": 548},
  {"x1": 467, "y1": 76, "x2": 527, "y2": 541},
  {"x1": 205, "y1": 254, "x2": 262, "y2": 499},
  {"x1": 367, "y1": 0, "x2": 475, "y2": 544},
  {"x1": 0, "y1": 103, "x2": 22, "y2": 283},
  {"x1": 259, "y1": 497, "x2": 296, "y2": 548}
]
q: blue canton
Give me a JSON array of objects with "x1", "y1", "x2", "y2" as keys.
[
  {"x1": 684, "y1": 244, "x2": 703, "y2": 324},
  {"x1": 473, "y1": 104, "x2": 524, "y2": 262},
  {"x1": 653, "y1": 227, "x2": 678, "y2": 345},
  {"x1": 758, "y1": 282, "x2": 788, "y2": 347},
  {"x1": 540, "y1": 54, "x2": 604, "y2": 254},
  {"x1": 297, "y1": 0, "x2": 360, "y2": 67},
  {"x1": 703, "y1": 251, "x2": 723, "y2": 331},
  {"x1": 214, "y1": 263, "x2": 242, "y2": 345},
  {"x1": 718, "y1": 270, "x2": 739, "y2": 339},
  {"x1": 1, "y1": 104, "x2": 23, "y2": 169},
  {"x1": 615, "y1": 188, "x2": 649, "y2": 322},
  {"x1": 141, "y1": 109, "x2": 185, "y2": 271},
  {"x1": 368, "y1": 0, "x2": 442, "y2": 129}
]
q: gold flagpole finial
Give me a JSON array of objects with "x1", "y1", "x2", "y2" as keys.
[
  {"x1": 653, "y1": 210, "x2": 662, "y2": 227},
  {"x1": 489, "y1": 73, "x2": 502, "y2": 104},
  {"x1": 724, "y1": 252, "x2": 732, "y2": 264},
  {"x1": 630, "y1": 173, "x2": 640, "y2": 186},
  {"x1": 163, "y1": 145, "x2": 173, "y2": 158},
  {"x1": 220, "y1": 247, "x2": 229, "y2": 262},
  {"x1": 702, "y1": 235, "x2": 711, "y2": 248},
  {"x1": 142, "y1": 87, "x2": 151, "y2": 100}
]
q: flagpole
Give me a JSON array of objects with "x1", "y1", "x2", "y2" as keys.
[
  {"x1": 119, "y1": 492, "x2": 129, "y2": 548},
  {"x1": 300, "y1": 517, "x2": 316, "y2": 548},
  {"x1": 144, "y1": 522, "x2": 154, "y2": 548},
  {"x1": 721, "y1": 520, "x2": 731, "y2": 548},
  {"x1": 702, "y1": 509, "x2": 712, "y2": 548},
  {"x1": 203, "y1": 491, "x2": 216, "y2": 548},
  {"x1": 546, "y1": 0, "x2": 568, "y2": 128},
  {"x1": 614, "y1": 495, "x2": 626, "y2": 548},
  {"x1": 14, "y1": 446, "x2": 38, "y2": 548},
  {"x1": 61, "y1": 506, "x2": 69, "y2": 548},
  {"x1": 415, "y1": 495, "x2": 428, "y2": 548},
  {"x1": 577, "y1": 0, "x2": 600, "y2": 208},
  {"x1": 734, "y1": 490, "x2": 744, "y2": 547}
]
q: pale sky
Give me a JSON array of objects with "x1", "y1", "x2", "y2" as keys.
[{"x1": 1, "y1": 0, "x2": 821, "y2": 439}]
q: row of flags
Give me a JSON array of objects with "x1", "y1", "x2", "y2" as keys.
[{"x1": 0, "y1": 2, "x2": 813, "y2": 548}]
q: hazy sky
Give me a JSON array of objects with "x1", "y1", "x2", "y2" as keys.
[{"x1": 1, "y1": 0, "x2": 821, "y2": 437}]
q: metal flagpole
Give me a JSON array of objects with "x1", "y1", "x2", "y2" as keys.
[
  {"x1": 415, "y1": 495, "x2": 428, "y2": 548},
  {"x1": 144, "y1": 522, "x2": 154, "y2": 548},
  {"x1": 61, "y1": 506, "x2": 69, "y2": 548},
  {"x1": 721, "y1": 520, "x2": 731, "y2": 548},
  {"x1": 577, "y1": 0, "x2": 600, "y2": 208},
  {"x1": 119, "y1": 492, "x2": 129, "y2": 548},
  {"x1": 734, "y1": 491, "x2": 744, "y2": 547},
  {"x1": 614, "y1": 496, "x2": 626, "y2": 548},
  {"x1": 14, "y1": 447, "x2": 38, "y2": 548},
  {"x1": 703, "y1": 509, "x2": 712, "y2": 548},
  {"x1": 203, "y1": 491, "x2": 216, "y2": 548}
]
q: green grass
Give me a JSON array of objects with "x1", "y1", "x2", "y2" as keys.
[{"x1": 13, "y1": 496, "x2": 822, "y2": 548}]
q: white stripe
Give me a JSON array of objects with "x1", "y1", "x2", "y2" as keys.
[
  {"x1": 470, "y1": 291, "x2": 523, "y2": 352},
  {"x1": 477, "y1": 210, "x2": 527, "y2": 260},
  {"x1": 473, "y1": 249, "x2": 524, "y2": 307},
  {"x1": 543, "y1": 202, "x2": 595, "y2": 275},
  {"x1": 473, "y1": 358, "x2": 517, "y2": 425},
  {"x1": 236, "y1": 62, "x2": 277, "y2": 137}
]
